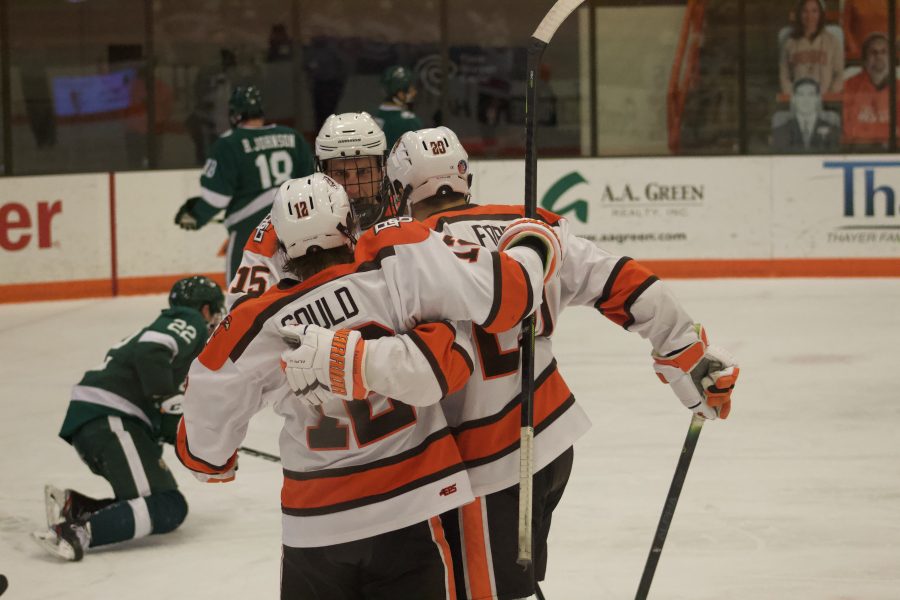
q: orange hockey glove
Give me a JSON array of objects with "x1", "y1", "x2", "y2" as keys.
[
  {"x1": 652, "y1": 324, "x2": 739, "y2": 420},
  {"x1": 279, "y1": 323, "x2": 369, "y2": 406},
  {"x1": 497, "y1": 217, "x2": 562, "y2": 284}
]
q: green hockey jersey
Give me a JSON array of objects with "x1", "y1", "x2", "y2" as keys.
[
  {"x1": 59, "y1": 306, "x2": 210, "y2": 444},
  {"x1": 191, "y1": 124, "x2": 315, "y2": 231},
  {"x1": 374, "y1": 104, "x2": 423, "y2": 150}
]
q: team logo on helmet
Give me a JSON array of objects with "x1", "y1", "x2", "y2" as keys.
[{"x1": 457, "y1": 160, "x2": 468, "y2": 175}]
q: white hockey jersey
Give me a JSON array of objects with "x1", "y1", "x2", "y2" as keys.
[
  {"x1": 419, "y1": 204, "x2": 699, "y2": 496},
  {"x1": 176, "y1": 218, "x2": 545, "y2": 547},
  {"x1": 224, "y1": 214, "x2": 287, "y2": 310}
]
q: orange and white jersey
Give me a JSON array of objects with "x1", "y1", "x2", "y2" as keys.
[
  {"x1": 423, "y1": 204, "x2": 698, "y2": 496},
  {"x1": 224, "y1": 214, "x2": 289, "y2": 310},
  {"x1": 176, "y1": 218, "x2": 545, "y2": 547}
]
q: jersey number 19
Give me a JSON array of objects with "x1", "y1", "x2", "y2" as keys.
[{"x1": 255, "y1": 150, "x2": 293, "y2": 189}]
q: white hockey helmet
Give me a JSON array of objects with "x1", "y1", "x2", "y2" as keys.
[
  {"x1": 315, "y1": 112, "x2": 387, "y2": 162},
  {"x1": 315, "y1": 112, "x2": 388, "y2": 230},
  {"x1": 270, "y1": 174, "x2": 355, "y2": 259},
  {"x1": 385, "y1": 126, "x2": 471, "y2": 213}
]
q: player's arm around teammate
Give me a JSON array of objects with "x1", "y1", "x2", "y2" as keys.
[
  {"x1": 374, "y1": 126, "x2": 740, "y2": 599},
  {"x1": 175, "y1": 174, "x2": 557, "y2": 600}
]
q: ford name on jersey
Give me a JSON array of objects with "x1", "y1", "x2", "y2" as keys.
[
  {"x1": 470, "y1": 224, "x2": 505, "y2": 247},
  {"x1": 240, "y1": 134, "x2": 297, "y2": 153},
  {"x1": 278, "y1": 286, "x2": 360, "y2": 329}
]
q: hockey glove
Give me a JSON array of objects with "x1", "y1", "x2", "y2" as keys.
[
  {"x1": 159, "y1": 395, "x2": 184, "y2": 415},
  {"x1": 191, "y1": 459, "x2": 237, "y2": 483},
  {"x1": 174, "y1": 197, "x2": 200, "y2": 230},
  {"x1": 279, "y1": 323, "x2": 369, "y2": 406},
  {"x1": 156, "y1": 396, "x2": 184, "y2": 444},
  {"x1": 652, "y1": 324, "x2": 739, "y2": 420},
  {"x1": 497, "y1": 218, "x2": 562, "y2": 283}
]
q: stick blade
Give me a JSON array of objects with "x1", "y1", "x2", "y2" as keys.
[{"x1": 532, "y1": 0, "x2": 586, "y2": 43}]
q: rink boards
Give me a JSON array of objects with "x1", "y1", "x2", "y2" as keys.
[{"x1": 2, "y1": 155, "x2": 899, "y2": 302}]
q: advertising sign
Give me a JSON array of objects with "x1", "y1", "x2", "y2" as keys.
[
  {"x1": 115, "y1": 170, "x2": 226, "y2": 279},
  {"x1": 0, "y1": 173, "x2": 109, "y2": 285},
  {"x1": 474, "y1": 157, "x2": 772, "y2": 260},
  {"x1": 772, "y1": 157, "x2": 900, "y2": 258}
]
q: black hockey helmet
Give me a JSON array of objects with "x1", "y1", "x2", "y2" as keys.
[
  {"x1": 228, "y1": 85, "x2": 264, "y2": 127},
  {"x1": 169, "y1": 276, "x2": 224, "y2": 316}
]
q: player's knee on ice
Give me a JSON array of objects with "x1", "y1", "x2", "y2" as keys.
[{"x1": 147, "y1": 489, "x2": 188, "y2": 534}]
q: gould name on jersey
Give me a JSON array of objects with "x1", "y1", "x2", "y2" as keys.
[{"x1": 278, "y1": 286, "x2": 359, "y2": 328}]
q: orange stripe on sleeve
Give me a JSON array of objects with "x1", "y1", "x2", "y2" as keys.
[
  {"x1": 175, "y1": 417, "x2": 237, "y2": 475},
  {"x1": 594, "y1": 258, "x2": 657, "y2": 329},
  {"x1": 460, "y1": 499, "x2": 494, "y2": 600},
  {"x1": 482, "y1": 252, "x2": 533, "y2": 333},
  {"x1": 199, "y1": 287, "x2": 294, "y2": 371},
  {"x1": 408, "y1": 322, "x2": 474, "y2": 397}
]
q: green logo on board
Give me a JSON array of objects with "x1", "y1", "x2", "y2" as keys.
[{"x1": 540, "y1": 171, "x2": 589, "y2": 223}]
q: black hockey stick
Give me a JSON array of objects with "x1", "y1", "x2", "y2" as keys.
[
  {"x1": 518, "y1": 0, "x2": 586, "y2": 569},
  {"x1": 239, "y1": 446, "x2": 281, "y2": 463},
  {"x1": 635, "y1": 414, "x2": 705, "y2": 600}
]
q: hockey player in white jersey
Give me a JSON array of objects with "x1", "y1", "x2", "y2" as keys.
[
  {"x1": 176, "y1": 173, "x2": 561, "y2": 599},
  {"x1": 225, "y1": 111, "x2": 389, "y2": 309},
  {"x1": 287, "y1": 127, "x2": 739, "y2": 600}
]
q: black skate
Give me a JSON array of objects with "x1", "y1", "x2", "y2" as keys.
[
  {"x1": 31, "y1": 519, "x2": 91, "y2": 562},
  {"x1": 43, "y1": 484, "x2": 113, "y2": 527}
]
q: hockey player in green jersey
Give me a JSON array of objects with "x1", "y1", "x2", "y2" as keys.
[
  {"x1": 373, "y1": 65, "x2": 423, "y2": 149},
  {"x1": 174, "y1": 86, "x2": 315, "y2": 281},
  {"x1": 32, "y1": 276, "x2": 225, "y2": 562}
]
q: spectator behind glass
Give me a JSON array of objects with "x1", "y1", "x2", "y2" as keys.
[
  {"x1": 780, "y1": 0, "x2": 844, "y2": 95},
  {"x1": 185, "y1": 49, "x2": 236, "y2": 166},
  {"x1": 772, "y1": 77, "x2": 841, "y2": 152},
  {"x1": 842, "y1": 0, "x2": 899, "y2": 62},
  {"x1": 305, "y1": 38, "x2": 348, "y2": 129},
  {"x1": 267, "y1": 24, "x2": 292, "y2": 63},
  {"x1": 842, "y1": 33, "x2": 899, "y2": 147}
]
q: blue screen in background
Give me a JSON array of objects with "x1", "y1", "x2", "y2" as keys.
[{"x1": 51, "y1": 68, "x2": 136, "y2": 117}]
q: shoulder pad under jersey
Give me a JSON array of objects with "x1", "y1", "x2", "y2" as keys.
[
  {"x1": 244, "y1": 215, "x2": 279, "y2": 258},
  {"x1": 354, "y1": 217, "x2": 431, "y2": 262}
]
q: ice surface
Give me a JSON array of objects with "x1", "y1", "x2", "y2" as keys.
[{"x1": 2, "y1": 279, "x2": 898, "y2": 599}]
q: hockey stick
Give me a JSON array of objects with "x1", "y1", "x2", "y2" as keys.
[
  {"x1": 518, "y1": 0, "x2": 586, "y2": 569},
  {"x1": 634, "y1": 414, "x2": 705, "y2": 600},
  {"x1": 239, "y1": 446, "x2": 281, "y2": 463}
]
